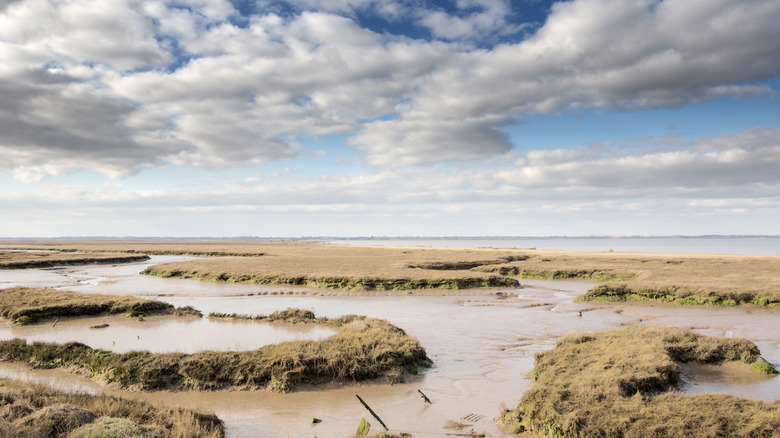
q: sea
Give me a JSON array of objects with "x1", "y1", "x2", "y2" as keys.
[{"x1": 326, "y1": 236, "x2": 780, "y2": 256}]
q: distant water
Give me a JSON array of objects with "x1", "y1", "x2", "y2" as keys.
[{"x1": 327, "y1": 237, "x2": 780, "y2": 256}]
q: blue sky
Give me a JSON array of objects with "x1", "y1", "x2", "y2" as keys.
[{"x1": 1, "y1": 0, "x2": 779, "y2": 237}]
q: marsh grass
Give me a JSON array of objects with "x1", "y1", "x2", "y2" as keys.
[
  {"x1": 209, "y1": 308, "x2": 330, "y2": 324},
  {"x1": 0, "y1": 378, "x2": 223, "y2": 437},
  {"x1": 1, "y1": 241, "x2": 279, "y2": 257},
  {"x1": 0, "y1": 311, "x2": 429, "y2": 392},
  {"x1": 477, "y1": 251, "x2": 780, "y2": 306},
  {"x1": 139, "y1": 243, "x2": 524, "y2": 291},
  {"x1": 0, "y1": 251, "x2": 149, "y2": 269},
  {"x1": 0, "y1": 287, "x2": 200, "y2": 325},
  {"x1": 499, "y1": 326, "x2": 780, "y2": 437}
]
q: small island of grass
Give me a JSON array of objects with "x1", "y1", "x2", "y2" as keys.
[
  {"x1": 140, "y1": 243, "x2": 523, "y2": 291},
  {"x1": 0, "y1": 250, "x2": 149, "y2": 269},
  {"x1": 499, "y1": 326, "x2": 780, "y2": 437},
  {"x1": 0, "y1": 287, "x2": 201, "y2": 325},
  {"x1": 0, "y1": 310, "x2": 430, "y2": 392}
]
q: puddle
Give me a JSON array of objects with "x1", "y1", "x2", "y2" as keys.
[{"x1": 679, "y1": 361, "x2": 779, "y2": 400}]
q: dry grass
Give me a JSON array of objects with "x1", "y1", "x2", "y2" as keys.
[
  {"x1": 0, "y1": 378, "x2": 223, "y2": 437},
  {"x1": 7, "y1": 241, "x2": 779, "y2": 304},
  {"x1": 0, "y1": 311, "x2": 429, "y2": 392},
  {"x1": 138, "y1": 243, "x2": 524, "y2": 290},
  {"x1": 476, "y1": 250, "x2": 780, "y2": 306},
  {"x1": 0, "y1": 251, "x2": 149, "y2": 269},
  {"x1": 0, "y1": 287, "x2": 201, "y2": 325},
  {"x1": 499, "y1": 326, "x2": 780, "y2": 437},
  {"x1": 1, "y1": 241, "x2": 280, "y2": 257}
]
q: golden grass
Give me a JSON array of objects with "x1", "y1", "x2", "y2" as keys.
[
  {"x1": 1, "y1": 241, "x2": 277, "y2": 257},
  {"x1": 6, "y1": 241, "x2": 779, "y2": 304},
  {"x1": 499, "y1": 326, "x2": 780, "y2": 437},
  {"x1": 0, "y1": 251, "x2": 149, "y2": 269},
  {"x1": 0, "y1": 287, "x2": 201, "y2": 325},
  {"x1": 139, "y1": 243, "x2": 523, "y2": 290},
  {"x1": 0, "y1": 311, "x2": 429, "y2": 392},
  {"x1": 0, "y1": 378, "x2": 223, "y2": 437},
  {"x1": 476, "y1": 250, "x2": 780, "y2": 306}
]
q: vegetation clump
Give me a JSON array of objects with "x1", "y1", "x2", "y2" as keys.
[
  {"x1": 0, "y1": 311, "x2": 429, "y2": 392},
  {"x1": 0, "y1": 287, "x2": 196, "y2": 325},
  {"x1": 0, "y1": 251, "x2": 149, "y2": 269},
  {"x1": 0, "y1": 378, "x2": 223, "y2": 437},
  {"x1": 209, "y1": 308, "x2": 330, "y2": 324},
  {"x1": 479, "y1": 250, "x2": 780, "y2": 307},
  {"x1": 499, "y1": 326, "x2": 780, "y2": 437},
  {"x1": 580, "y1": 283, "x2": 780, "y2": 307}
]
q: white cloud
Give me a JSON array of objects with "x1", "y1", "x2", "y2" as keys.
[
  {"x1": 0, "y1": 0, "x2": 779, "y2": 181},
  {"x1": 349, "y1": 0, "x2": 780, "y2": 165}
]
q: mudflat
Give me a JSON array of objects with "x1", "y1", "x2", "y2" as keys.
[{"x1": 4, "y1": 241, "x2": 779, "y2": 304}]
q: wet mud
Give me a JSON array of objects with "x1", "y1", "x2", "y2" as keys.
[{"x1": 0, "y1": 256, "x2": 777, "y2": 437}]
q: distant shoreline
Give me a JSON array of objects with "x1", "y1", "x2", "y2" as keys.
[{"x1": 1, "y1": 235, "x2": 779, "y2": 241}]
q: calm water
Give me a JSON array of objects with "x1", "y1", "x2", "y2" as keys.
[{"x1": 327, "y1": 237, "x2": 780, "y2": 255}]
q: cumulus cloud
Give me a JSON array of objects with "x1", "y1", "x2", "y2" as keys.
[
  {"x1": 354, "y1": 0, "x2": 780, "y2": 165},
  {"x1": 0, "y1": 0, "x2": 779, "y2": 180}
]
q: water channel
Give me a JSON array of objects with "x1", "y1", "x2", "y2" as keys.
[{"x1": 0, "y1": 256, "x2": 778, "y2": 437}]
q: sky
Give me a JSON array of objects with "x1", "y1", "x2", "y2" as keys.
[{"x1": 1, "y1": 0, "x2": 779, "y2": 238}]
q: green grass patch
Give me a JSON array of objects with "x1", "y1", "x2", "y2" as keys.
[{"x1": 499, "y1": 326, "x2": 780, "y2": 437}]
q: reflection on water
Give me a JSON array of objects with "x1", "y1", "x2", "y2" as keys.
[
  {"x1": 0, "y1": 256, "x2": 778, "y2": 437},
  {"x1": 0, "y1": 315, "x2": 337, "y2": 354},
  {"x1": 680, "y1": 361, "x2": 780, "y2": 400}
]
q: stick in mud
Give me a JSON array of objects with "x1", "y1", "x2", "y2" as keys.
[
  {"x1": 356, "y1": 395, "x2": 388, "y2": 431},
  {"x1": 418, "y1": 389, "x2": 432, "y2": 404}
]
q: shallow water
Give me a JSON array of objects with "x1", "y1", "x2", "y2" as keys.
[
  {"x1": 0, "y1": 256, "x2": 778, "y2": 437},
  {"x1": 0, "y1": 315, "x2": 337, "y2": 354}
]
